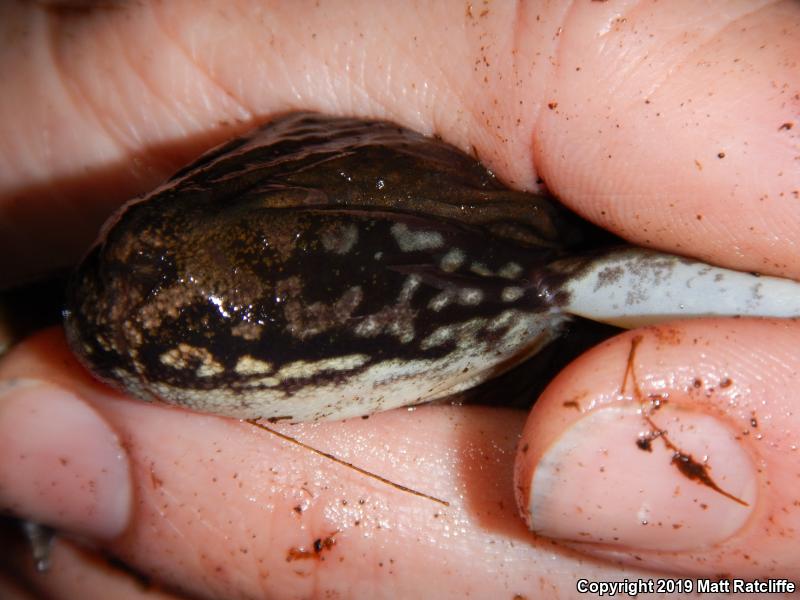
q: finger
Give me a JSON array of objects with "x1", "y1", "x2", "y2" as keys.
[
  {"x1": 5, "y1": 1, "x2": 798, "y2": 287},
  {"x1": 0, "y1": 529, "x2": 183, "y2": 600},
  {"x1": 0, "y1": 329, "x2": 688, "y2": 598},
  {"x1": 515, "y1": 319, "x2": 800, "y2": 578},
  {"x1": 534, "y1": 1, "x2": 800, "y2": 278},
  {"x1": 3, "y1": 0, "x2": 555, "y2": 285}
]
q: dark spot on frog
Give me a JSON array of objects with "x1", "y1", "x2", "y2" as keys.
[
  {"x1": 267, "y1": 415, "x2": 293, "y2": 423},
  {"x1": 593, "y1": 265, "x2": 624, "y2": 290}
]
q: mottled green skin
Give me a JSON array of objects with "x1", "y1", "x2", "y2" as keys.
[{"x1": 64, "y1": 113, "x2": 591, "y2": 421}]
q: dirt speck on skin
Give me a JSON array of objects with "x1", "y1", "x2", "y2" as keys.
[
  {"x1": 286, "y1": 532, "x2": 338, "y2": 562},
  {"x1": 267, "y1": 415, "x2": 293, "y2": 423},
  {"x1": 648, "y1": 393, "x2": 668, "y2": 411},
  {"x1": 649, "y1": 326, "x2": 683, "y2": 346},
  {"x1": 150, "y1": 466, "x2": 163, "y2": 489},
  {"x1": 622, "y1": 336, "x2": 748, "y2": 507}
]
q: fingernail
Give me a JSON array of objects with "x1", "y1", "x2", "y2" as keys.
[
  {"x1": 0, "y1": 380, "x2": 131, "y2": 538},
  {"x1": 526, "y1": 404, "x2": 756, "y2": 551}
]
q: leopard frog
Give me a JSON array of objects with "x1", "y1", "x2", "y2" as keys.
[{"x1": 63, "y1": 113, "x2": 800, "y2": 421}]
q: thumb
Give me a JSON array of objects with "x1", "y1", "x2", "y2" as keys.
[
  {"x1": 535, "y1": 1, "x2": 800, "y2": 280},
  {"x1": 515, "y1": 319, "x2": 799, "y2": 578}
]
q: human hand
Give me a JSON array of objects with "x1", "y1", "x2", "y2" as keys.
[{"x1": 1, "y1": 1, "x2": 798, "y2": 598}]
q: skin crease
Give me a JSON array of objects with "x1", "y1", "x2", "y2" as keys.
[{"x1": 0, "y1": 0, "x2": 798, "y2": 598}]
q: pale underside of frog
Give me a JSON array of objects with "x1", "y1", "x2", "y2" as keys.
[{"x1": 63, "y1": 113, "x2": 800, "y2": 422}]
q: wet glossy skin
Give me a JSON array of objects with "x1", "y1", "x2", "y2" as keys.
[{"x1": 63, "y1": 113, "x2": 602, "y2": 421}]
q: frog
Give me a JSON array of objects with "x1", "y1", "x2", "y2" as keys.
[{"x1": 63, "y1": 112, "x2": 800, "y2": 422}]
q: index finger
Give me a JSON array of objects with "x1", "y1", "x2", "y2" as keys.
[{"x1": 2, "y1": 2, "x2": 798, "y2": 288}]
